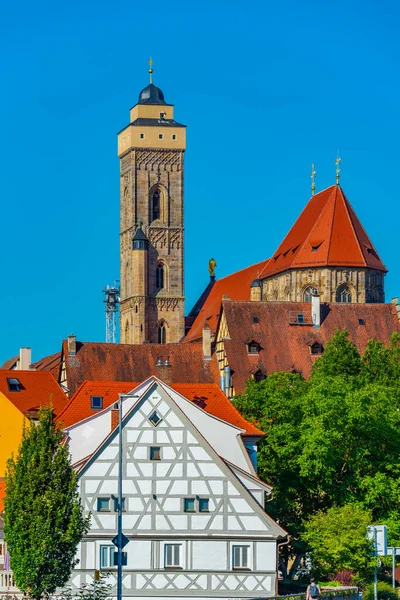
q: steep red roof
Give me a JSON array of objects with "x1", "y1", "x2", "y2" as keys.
[
  {"x1": 0, "y1": 479, "x2": 5, "y2": 512},
  {"x1": 220, "y1": 300, "x2": 400, "y2": 393},
  {"x1": 58, "y1": 380, "x2": 263, "y2": 435},
  {"x1": 31, "y1": 351, "x2": 62, "y2": 380},
  {"x1": 259, "y1": 185, "x2": 386, "y2": 279},
  {"x1": 0, "y1": 355, "x2": 18, "y2": 370},
  {"x1": 185, "y1": 259, "x2": 270, "y2": 342},
  {"x1": 0, "y1": 370, "x2": 69, "y2": 416},
  {"x1": 61, "y1": 341, "x2": 220, "y2": 395}
]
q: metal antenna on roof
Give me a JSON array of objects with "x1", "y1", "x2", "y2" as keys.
[
  {"x1": 311, "y1": 163, "x2": 316, "y2": 196},
  {"x1": 148, "y1": 57, "x2": 153, "y2": 84},
  {"x1": 335, "y1": 154, "x2": 341, "y2": 185},
  {"x1": 103, "y1": 281, "x2": 120, "y2": 344}
]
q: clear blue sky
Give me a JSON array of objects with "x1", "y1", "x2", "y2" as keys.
[{"x1": 1, "y1": 0, "x2": 399, "y2": 365}]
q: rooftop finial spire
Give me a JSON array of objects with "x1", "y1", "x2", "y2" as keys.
[
  {"x1": 311, "y1": 163, "x2": 316, "y2": 196},
  {"x1": 335, "y1": 154, "x2": 341, "y2": 185},
  {"x1": 148, "y1": 57, "x2": 153, "y2": 84}
]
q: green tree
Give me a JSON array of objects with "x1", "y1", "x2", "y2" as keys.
[
  {"x1": 361, "y1": 339, "x2": 392, "y2": 385},
  {"x1": 311, "y1": 330, "x2": 361, "y2": 379},
  {"x1": 60, "y1": 573, "x2": 112, "y2": 600},
  {"x1": 4, "y1": 405, "x2": 90, "y2": 599},
  {"x1": 302, "y1": 504, "x2": 373, "y2": 582}
]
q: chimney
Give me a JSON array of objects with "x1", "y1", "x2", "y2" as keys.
[
  {"x1": 111, "y1": 408, "x2": 119, "y2": 432},
  {"x1": 311, "y1": 294, "x2": 321, "y2": 328},
  {"x1": 155, "y1": 358, "x2": 173, "y2": 385},
  {"x1": 67, "y1": 334, "x2": 76, "y2": 356},
  {"x1": 202, "y1": 323, "x2": 212, "y2": 360},
  {"x1": 392, "y1": 298, "x2": 400, "y2": 321},
  {"x1": 19, "y1": 347, "x2": 32, "y2": 370}
]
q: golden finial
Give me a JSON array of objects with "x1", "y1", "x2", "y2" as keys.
[
  {"x1": 311, "y1": 163, "x2": 316, "y2": 196},
  {"x1": 335, "y1": 154, "x2": 341, "y2": 185},
  {"x1": 148, "y1": 57, "x2": 153, "y2": 84}
]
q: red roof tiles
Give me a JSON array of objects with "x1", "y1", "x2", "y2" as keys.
[
  {"x1": 58, "y1": 380, "x2": 263, "y2": 435},
  {"x1": 220, "y1": 300, "x2": 400, "y2": 393},
  {"x1": 0, "y1": 370, "x2": 69, "y2": 416},
  {"x1": 259, "y1": 186, "x2": 386, "y2": 279},
  {"x1": 185, "y1": 259, "x2": 270, "y2": 341},
  {"x1": 61, "y1": 341, "x2": 220, "y2": 396}
]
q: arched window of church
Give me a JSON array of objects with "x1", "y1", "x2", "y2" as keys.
[
  {"x1": 304, "y1": 287, "x2": 317, "y2": 302},
  {"x1": 156, "y1": 263, "x2": 165, "y2": 289},
  {"x1": 158, "y1": 322, "x2": 166, "y2": 344},
  {"x1": 152, "y1": 189, "x2": 161, "y2": 221},
  {"x1": 337, "y1": 285, "x2": 352, "y2": 303}
]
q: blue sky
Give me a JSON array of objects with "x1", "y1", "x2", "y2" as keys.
[{"x1": 1, "y1": 0, "x2": 399, "y2": 364}]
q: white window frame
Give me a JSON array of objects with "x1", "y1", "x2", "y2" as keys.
[
  {"x1": 231, "y1": 543, "x2": 252, "y2": 570},
  {"x1": 161, "y1": 541, "x2": 185, "y2": 569},
  {"x1": 100, "y1": 545, "x2": 115, "y2": 569}
]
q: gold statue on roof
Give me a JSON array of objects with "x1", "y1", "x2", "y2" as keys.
[
  {"x1": 208, "y1": 258, "x2": 217, "y2": 278},
  {"x1": 311, "y1": 163, "x2": 316, "y2": 197},
  {"x1": 335, "y1": 155, "x2": 341, "y2": 185},
  {"x1": 148, "y1": 57, "x2": 153, "y2": 84}
]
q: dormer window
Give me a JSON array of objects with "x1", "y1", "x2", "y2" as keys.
[
  {"x1": 247, "y1": 341, "x2": 260, "y2": 354},
  {"x1": 254, "y1": 370, "x2": 266, "y2": 382},
  {"x1": 91, "y1": 396, "x2": 103, "y2": 410},
  {"x1": 310, "y1": 342, "x2": 323, "y2": 356},
  {"x1": 7, "y1": 378, "x2": 22, "y2": 392}
]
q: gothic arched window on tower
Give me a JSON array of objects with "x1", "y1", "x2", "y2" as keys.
[
  {"x1": 152, "y1": 189, "x2": 161, "y2": 221},
  {"x1": 156, "y1": 263, "x2": 165, "y2": 289},
  {"x1": 158, "y1": 322, "x2": 167, "y2": 344},
  {"x1": 304, "y1": 287, "x2": 317, "y2": 302},
  {"x1": 336, "y1": 285, "x2": 352, "y2": 303}
]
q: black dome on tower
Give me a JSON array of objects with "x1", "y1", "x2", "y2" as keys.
[{"x1": 138, "y1": 83, "x2": 167, "y2": 105}]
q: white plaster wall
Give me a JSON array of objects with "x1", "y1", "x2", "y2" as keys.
[
  {"x1": 255, "y1": 541, "x2": 276, "y2": 571},
  {"x1": 192, "y1": 541, "x2": 227, "y2": 570}
]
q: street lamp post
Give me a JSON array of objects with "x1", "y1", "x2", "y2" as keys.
[{"x1": 117, "y1": 395, "x2": 123, "y2": 600}]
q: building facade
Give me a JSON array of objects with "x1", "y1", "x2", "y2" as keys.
[
  {"x1": 65, "y1": 378, "x2": 285, "y2": 599},
  {"x1": 118, "y1": 75, "x2": 186, "y2": 345}
]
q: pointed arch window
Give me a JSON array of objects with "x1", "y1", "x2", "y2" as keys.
[
  {"x1": 304, "y1": 287, "x2": 317, "y2": 302},
  {"x1": 158, "y1": 322, "x2": 166, "y2": 344},
  {"x1": 156, "y1": 263, "x2": 165, "y2": 289},
  {"x1": 152, "y1": 189, "x2": 161, "y2": 221},
  {"x1": 337, "y1": 285, "x2": 352, "y2": 303}
]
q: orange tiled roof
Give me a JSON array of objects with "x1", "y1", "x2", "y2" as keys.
[
  {"x1": 220, "y1": 300, "x2": 400, "y2": 393},
  {"x1": 185, "y1": 259, "x2": 270, "y2": 342},
  {"x1": 0, "y1": 479, "x2": 5, "y2": 512},
  {"x1": 0, "y1": 370, "x2": 69, "y2": 416},
  {"x1": 58, "y1": 380, "x2": 263, "y2": 435},
  {"x1": 61, "y1": 340, "x2": 220, "y2": 396},
  {"x1": 259, "y1": 185, "x2": 386, "y2": 279}
]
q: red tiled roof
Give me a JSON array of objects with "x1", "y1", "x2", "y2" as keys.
[
  {"x1": 0, "y1": 355, "x2": 18, "y2": 370},
  {"x1": 58, "y1": 380, "x2": 263, "y2": 435},
  {"x1": 0, "y1": 370, "x2": 69, "y2": 416},
  {"x1": 62, "y1": 341, "x2": 220, "y2": 396},
  {"x1": 31, "y1": 351, "x2": 62, "y2": 380},
  {"x1": 185, "y1": 259, "x2": 270, "y2": 342},
  {"x1": 0, "y1": 479, "x2": 5, "y2": 512},
  {"x1": 259, "y1": 186, "x2": 386, "y2": 279},
  {"x1": 221, "y1": 300, "x2": 400, "y2": 393}
]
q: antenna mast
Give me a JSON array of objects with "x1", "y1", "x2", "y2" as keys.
[{"x1": 103, "y1": 282, "x2": 120, "y2": 343}]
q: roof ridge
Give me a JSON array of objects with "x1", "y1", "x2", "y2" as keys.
[
  {"x1": 337, "y1": 186, "x2": 366, "y2": 266},
  {"x1": 326, "y1": 185, "x2": 338, "y2": 260},
  {"x1": 217, "y1": 258, "x2": 270, "y2": 283},
  {"x1": 295, "y1": 185, "x2": 337, "y2": 262}
]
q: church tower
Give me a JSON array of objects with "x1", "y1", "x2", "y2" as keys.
[{"x1": 118, "y1": 65, "x2": 186, "y2": 344}]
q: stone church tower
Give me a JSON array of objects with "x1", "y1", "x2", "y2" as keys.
[{"x1": 118, "y1": 69, "x2": 186, "y2": 344}]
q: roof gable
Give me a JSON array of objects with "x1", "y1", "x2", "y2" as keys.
[
  {"x1": 0, "y1": 370, "x2": 68, "y2": 416},
  {"x1": 78, "y1": 380, "x2": 285, "y2": 537}
]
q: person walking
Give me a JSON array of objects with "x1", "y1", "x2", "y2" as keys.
[{"x1": 306, "y1": 578, "x2": 321, "y2": 600}]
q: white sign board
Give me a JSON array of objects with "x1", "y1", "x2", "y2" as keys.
[{"x1": 367, "y1": 525, "x2": 388, "y2": 556}]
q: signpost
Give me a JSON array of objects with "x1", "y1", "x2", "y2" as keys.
[{"x1": 367, "y1": 525, "x2": 387, "y2": 600}]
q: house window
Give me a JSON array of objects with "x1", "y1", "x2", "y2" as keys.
[
  {"x1": 172, "y1": 134, "x2": 176, "y2": 140},
  {"x1": 359, "y1": 318, "x2": 365, "y2": 325},
  {"x1": 113, "y1": 497, "x2": 126, "y2": 512},
  {"x1": 97, "y1": 497, "x2": 110, "y2": 512},
  {"x1": 150, "y1": 446, "x2": 161, "y2": 460},
  {"x1": 91, "y1": 396, "x2": 103, "y2": 409},
  {"x1": 165, "y1": 544, "x2": 181, "y2": 568},
  {"x1": 149, "y1": 411, "x2": 162, "y2": 426},
  {"x1": 140, "y1": 133, "x2": 145, "y2": 139},
  {"x1": 184, "y1": 498, "x2": 196, "y2": 512},
  {"x1": 100, "y1": 545, "x2": 115, "y2": 569},
  {"x1": 159, "y1": 134, "x2": 163, "y2": 140},
  {"x1": 152, "y1": 189, "x2": 161, "y2": 221},
  {"x1": 233, "y1": 545, "x2": 250, "y2": 569},
  {"x1": 158, "y1": 322, "x2": 166, "y2": 344},
  {"x1": 252, "y1": 316, "x2": 259, "y2": 323},
  {"x1": 156, "y1": 263, "x2": 165, "y2": 289},
  {"x1": 254, "y1": 370, "x2": 266, "y2": 382},
  {"x1": 247, "y1": 341, "x2": 260, "y2": 354},
  {"x1": 7, "y1": 378, "x2": 22, "y2": 392},
  {"x1": 310, "y1": 343, "x2": 323, "y2": 355},
  {"x1": 199, "y1": 498, "x2": 209, "y2": 512},
  {"x1": 304, "y1": 287, "x2": 317, "y2": 302},
  {"x1": 297, "y1": 313, "x2": 305, "y2": 324},
  {"x1": 336, "y1": 285, "x2": 352, "y2": 303}
]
